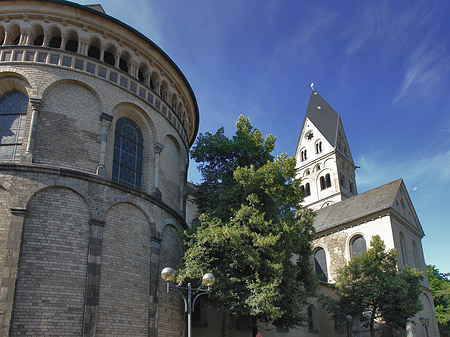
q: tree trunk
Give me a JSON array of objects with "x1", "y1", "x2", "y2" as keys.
[
  {"x1": 251, "y1": 317, "x2": 258, "y2": 337},
  {"x1": 221, "y1": 311, "x2": 229, "y2": 337}
]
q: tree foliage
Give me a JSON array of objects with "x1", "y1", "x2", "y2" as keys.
[
  {"x1": 426, "y1": 264, "x2": 450, "y2": 334},
  {"x1": 321, "y1": 235, "x2": 423, "y2": 336},
  {"x1": 178, "y1": 115, "x2": 317, "y2": 330}
]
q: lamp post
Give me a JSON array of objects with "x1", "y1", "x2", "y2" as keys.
[
  {"x1": 419, "y1": 317, "x2": 430, "y2": 337},
  {"x1": 161, "y1": 267, "x2": 215, "y2": 337},
  {"x1": 358, "y1": 312, "x2": 371, "y2": 337},
  {"x1": 346, "y1": 314, "x2": 352, "y2": 337}
]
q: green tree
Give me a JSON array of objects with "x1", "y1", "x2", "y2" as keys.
[
  {"x1": 426, "y1": 264, "x2": 450, "y2": 335},
  {"x1": 321, "y1": 235, "x2": 423, "y2": 337},
  {"x1": 178, "y1": 115, "x2": 317, "y2": 336}
]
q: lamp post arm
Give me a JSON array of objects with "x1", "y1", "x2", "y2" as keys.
[
  {"x1": 167, "y1": 283, "x2": 188, "y2": 312},
  {"x1": 192, "y1": 290, "x2": 210, "y2": 313}
]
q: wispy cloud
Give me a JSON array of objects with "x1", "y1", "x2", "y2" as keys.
[
  {"x1": 356, "y1": 149, "x2": 450, "y2": 195},
  {"x1": 274, "y1": 6, "x2": 338, "y2": 60},
  {"x1": 394, "y1": 37, "x2": 450, "y2": 102}
]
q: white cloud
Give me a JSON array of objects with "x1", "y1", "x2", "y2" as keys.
[
  {"x1": 274, "y1": 6, "x2": 338, "y2": 60},
  {"x1": 394, "y1": 38, "x2": 450, "y2": 102},
  {"x1": 356, "y1": 149, "x2": 450, "y2": 194}
]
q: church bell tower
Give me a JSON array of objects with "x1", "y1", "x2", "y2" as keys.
[{"x1": 295, "y1": 88, "x2": 357, "y2": 210}]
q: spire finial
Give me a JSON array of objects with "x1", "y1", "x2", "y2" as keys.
[{"x1": 311, "y1": 82, "x2": 315, "y2": 90}]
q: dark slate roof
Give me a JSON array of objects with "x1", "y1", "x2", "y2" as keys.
[
  {"x1": 305, "y1": 90, "x2": 341, "y2": 147},
  {"x1": 314, "y1": 179, "x2": 403, "y2": 233}
]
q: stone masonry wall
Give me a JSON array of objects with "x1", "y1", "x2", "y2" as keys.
[
  {"x1": 158, "y1": 224, "x2": 184, "y2": 337},
  {"x1": 11, "y1": 187, "x2": 90, "y2": 336},
  {"x1": 96, "y1": 202, "x2": 150, "y2": 337},
  {"x1": 34, "y1": 82, "x2": 102, "y2": 174}
]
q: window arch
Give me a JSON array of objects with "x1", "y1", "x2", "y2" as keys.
[
  {"x1": 307, "y1": 305, "x2": 318, "y2": 332},
  {"x1": 350, "y1": 235, "x2": 366, "y2": 258},
  {"x1": 315, "y1": 140, "x2": 322, "y2": 154},
  {"x1": 112, "y1": 118, "x2": 143, "y2": 189},
  {"x1": 0, "y1": 91, "x2": 28, "y2": 162},
  {"x1": 314, "y1": 248, "x2": 328, "y2": 282},
  {"x1": 300, "y1": 148, "x2": 307, "y2": 161},
  {"x1": 64, "y1": 30, "x2": 78, "y2": 52}
]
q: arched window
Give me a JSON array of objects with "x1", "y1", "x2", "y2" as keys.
[
  {"x1": 301, "y1": 149, "x2": 307, "y2": 161},
  {"x1": 0, "y1": 91, "x2": 28, "y2": 162},
  {"x1": 320, "y1": 176, "x2": 325, "y2": 190},
  {"x1": 314, "y1": 248, "x2": 328, "y2": 282},
  {"x1": 315, "y1": 141, "x2": 322, "y2": 154},
  {"x1": 307, "y1": 305, "x2": 318, "y2": 332},
  {"x1": 350, "y1": 235, "x2": 366, "y2": 258},
  {"x1": 305, "y1": 183, "x2": 311, "y2": 196},
  {"x1": 88, "y1": 46, "x2": 100, "y2": 60},
  {"x1": 49, "y1": 36, "x2": 61, "y2": 48},
  {"x1": 119, "y1": 58, "x2": 128, "y2": 73},
  {"x1": 325, "y1": 174, "x2": 331, "y2": 188},
  {"x1": 112, "y1": 118, "x2": 143, "y2": 189},
  {"x1": 349, "y1": 180, "x2": 354, "y2": 193},
  {"x1": 103, "y1": 51, "x2": 115, "y2": 66}
]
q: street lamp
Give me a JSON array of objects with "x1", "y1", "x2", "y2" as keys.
[
  {"x1": 161, "y1": 267, "x2": 215, "y2": 337},
  {"x1": 346, "y1": 314, "x2": 352, "y2": 337},
  {"x1": 419, "y1": 317, "x2": 430, "y2": 337}
]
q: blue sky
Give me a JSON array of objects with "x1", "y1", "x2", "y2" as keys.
[{"x1": 75, "y1": 0, "x2": 450, "y2": 273}]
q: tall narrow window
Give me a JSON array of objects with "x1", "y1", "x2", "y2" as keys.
[
  {"x1": 314, "y1": 248, "x2": 328, "y2": 282},
  {"x1": 325, "y1": 174, "x2": 331, "y2": 188},
  {"x1": 350, "y1": 235, "x2": 366, "y2": 258},
  {"x1": 305, "y1": 183, "x2": 311, "y2": 196},
  {"x1": 320, "y1": 176, "x2": 325, "y2": 190},
  {"x1": 0, "y1": 91, "x2": 28, "y2": 162},
  {"x1": 315, "y1": 141, "x2": 322, "y2": 154},
  {"x1": 307, "y1": 305, "x2": 318, "y2": 332},
  {"x1": 112, "y1": 118, "x2": 143, "y2": 189}
]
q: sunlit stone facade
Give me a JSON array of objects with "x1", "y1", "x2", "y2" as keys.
[{"x1": 0, "y1": 1, "x2": 198, "y2": 336}]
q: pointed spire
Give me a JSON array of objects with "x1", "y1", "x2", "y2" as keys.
[{"x1": 304, "y1": 89, "x2": 340, "y2": 147}]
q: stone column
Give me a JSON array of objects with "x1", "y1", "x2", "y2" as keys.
[
  {"x1": 83, "y1": 219, "x2": 105, "y2": 337},
  {"x1": 179, "y1": 171, "x2": 186, "y2": 217},
  {"x1": 152, "y1": 143, "x2": 164, "y2": 199},
  {"x1": 23, "y1": 98, "x2": 42, "y2": 163},
  {"x1": 0, "y1": 207, "x2": 26, "y2": 335},
  {"x1": 149, "y1": 234, "x2": 161, "y2": 337},
  {"x1": 96, "y1": 113, "x2": 113, "y2": 177}
]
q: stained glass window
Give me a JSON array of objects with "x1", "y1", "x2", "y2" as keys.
[
  {"x1": 314, "y1": 248, "x2": 328, "y2": 282},
  {"x1": 0, "y1": 91, "x2": 28, "y2": 162},
  {"x1": 351, "y1": 236, "x2": 367, "y2": 258},
  {"x1": 112, "y1": 118, "x2": 143, "y2": 189}
]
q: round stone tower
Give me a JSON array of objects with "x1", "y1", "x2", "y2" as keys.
[{"x1": 0, "y1": 1, "x2": 198, "y2": 336}]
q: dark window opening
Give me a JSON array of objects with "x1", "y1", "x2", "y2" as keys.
[
  {"x1": 138, "y1": 69, "x2": 144, "y2": 82},
  {"x1": 12, "y1": 35, "x2": 20, "y2": 45},
  {"x1": 88, "y1": 46, "x2": 100, "y2": 60},
  {"x1": 33, "y1": 35, "x2": 44, "y2": 46},
  {"x1": 49, "y1": 36, "x2": 61, "y2": 48},
  {"x1": 103, "y1": 51, "x2": 115, "y2": 66},
  {"x1": 119, "y1": 58, "x2": 128, "y2": 72},
  {"x1": 65, "y1": 40, "x2": 78, "y2": 52},
  {"x1": 305, "y1": 183, "x2": 311, "y2": 196}
]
